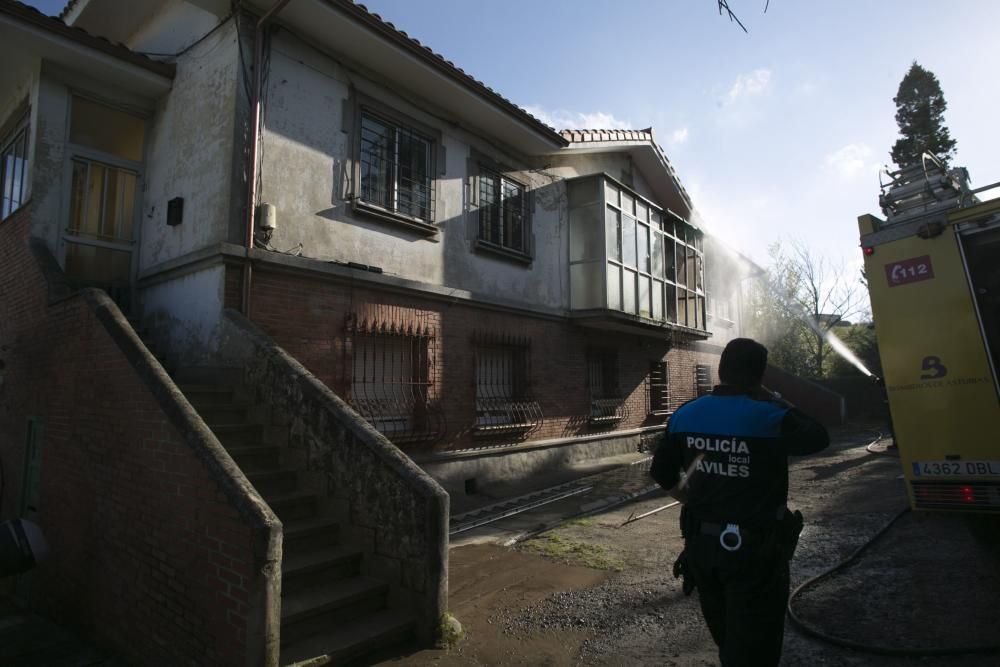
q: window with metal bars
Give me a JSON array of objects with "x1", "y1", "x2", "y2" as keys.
[
  {"x1": 474, "y1": 340, "x2": 542, "y2": 433},
  {"x1": 696, "y1": 363, "x2": 713, "y2": 396},
  {"x1": 1, "y1": 111, "x2": 29, "y2": 221},
  {"x1": 649, "y1": 361, "x2": 670, "y2": 414},
  {"x1": 588, "y1": 350, "x2": 626, "y2": 423},
  {"x1": 350, "y1": 332, "x2": 440, "y2": 443},
  {"x1": 477, "y1": 166, "x2": 529, "y2": 256},
  {"x1": 358, "y1": 111, "x2": 434, "y2": 224}
]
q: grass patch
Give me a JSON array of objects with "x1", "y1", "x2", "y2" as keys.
[
  {"x1": 436, "y1": 613, "x2": 464, "y2": 649},
  {"x1": 521, "y1": 533, "x2": 624, "y2": 572},
  {"x1": 563, "y1": 516, "x2": 597, "y2": 528}
]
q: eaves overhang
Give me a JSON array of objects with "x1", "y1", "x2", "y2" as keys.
[
  {"x1": 244, "y1": 0, "x2": 568, "y2": 155},
  {"x1": 556, "y1": 132, "x2": 694, "y2": 218},
  {"x1": 62, "y1": 0, "x2": 568, "y2": 154},
  {"x1": 3, "y1": 0, "x2": 175, "y2": 81}
]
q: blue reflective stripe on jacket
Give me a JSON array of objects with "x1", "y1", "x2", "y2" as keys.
[{"x1": 668, "y1": 395, "x2": 788, "y2": 439}]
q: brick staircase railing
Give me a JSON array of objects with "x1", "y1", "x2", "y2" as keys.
[{"x1": 219, "y1": 309, "x2": 449, "y2": 646}]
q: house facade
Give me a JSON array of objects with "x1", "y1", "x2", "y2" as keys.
[{"x1": 0, "y1": 0, "x2": 759, "y2": 664}]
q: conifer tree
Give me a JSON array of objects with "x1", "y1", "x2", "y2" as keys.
[{"x1": 890, "y1": 62, "x2": 957, "y2": 168}]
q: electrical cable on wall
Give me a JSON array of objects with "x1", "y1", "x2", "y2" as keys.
[{"x1": 135, "y1": 11, "x2": 235, "y2": 59}]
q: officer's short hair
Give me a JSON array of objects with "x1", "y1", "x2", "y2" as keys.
[{"x1": 718, "y1": 338, "x2": 768, "y2": 389}]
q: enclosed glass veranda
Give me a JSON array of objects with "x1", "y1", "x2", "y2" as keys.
[{"x1": 568, "y1": 173, "x2": 707, "y2": 332}]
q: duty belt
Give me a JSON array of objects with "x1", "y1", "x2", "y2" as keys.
[
  {"x1": 696, "y1": 507, "x2": 788, "y2": 552},
  {"x1": 699, "y1": 521, "x2": 747, "y2": 551}
]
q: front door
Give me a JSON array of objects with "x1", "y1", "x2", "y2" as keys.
[{"x1": 62, "y1": 96, "x2": 145, "y2": 314}]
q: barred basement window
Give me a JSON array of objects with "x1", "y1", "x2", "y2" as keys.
[
  {"x1": 1, "y1": 110, "x2": 29, "y2": 220},
  {"x1": 474, "y1": 335, "x2": 542, "y2": 434},
  {"x1": 588, "y1": 350, "x2": 626, "y2": 423},
  {"x1": 696, "y1": 363, "x2": 713, "y2": 396},
  {"x1": 649, "y1": 361, "x2": 669, "y2": 414},
  {"x1": 351, "y1": 332, "x2": 440, "y2": 443},
  {"x1": 478, "y1": 166, "x2": 529, "y2": 256},
  {"x1": 358, "y1": 111, "x2": 434, "y2": 224}
]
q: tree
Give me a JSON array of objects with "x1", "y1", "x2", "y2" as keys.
[
  {"x1": 746, "y1": 241, "x2": 868, "y2": 379},
  {"x1": 890, "y1": 62, "x2": 957, "y2": 168}
]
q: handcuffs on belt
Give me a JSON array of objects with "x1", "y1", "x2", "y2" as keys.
[{"x1": 719, "y1": 523, "x2": 743, "y2": 551}]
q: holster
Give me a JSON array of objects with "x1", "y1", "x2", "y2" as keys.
[
  {"x1": 777, "y1": 508, "x2": 804, "y2": 561},
  {"x1": 672, "y1": 548, "x2": 696, "y2": 596}
]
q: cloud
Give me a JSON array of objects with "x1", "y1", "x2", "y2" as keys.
[
  {"x1": 668, "y1": 127, "x2": 689, "y2": 146},
  {"x1": 725, "y1": 68, "x2": 772, "y2": 104},
  {"x1": 794, "y1": 81, "x2": 819, "y2": 96},
  {"x1": 523, "y1": 105, "x2": 631, "y2": 131},
  {"x1": 824, "y1": 143, "x2": 879, "y2": 179}
]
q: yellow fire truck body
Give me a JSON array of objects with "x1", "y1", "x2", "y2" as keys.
[{"x1": 859, "y1": 164, "x2": 1000, "y2": 513}]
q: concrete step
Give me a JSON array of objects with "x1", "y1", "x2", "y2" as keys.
[
  {"x1": 247, "y1": 469, "x2": 298, "y2": 496},
  {"x1": 226, "y1": 444, "x2": 282, "y2": 472},
  {"x1": 280, "y1": 576, "x2": 388, "y2": 646},
  {"x1": 174, "y1": 366, "x2": 243, "y2": 386},
  {"x1": 212, "y1": 424, "x2": 263, "y2": 447},
  {"x1": 265, "y1": 491, "x2": 318, "y2": 522},
  {"x1": 198, "y1": 403, "x2": 252, "y2": 425},
  {"x1": 283, "y1": 516, "x2": 340, "y2": 552},
  {"x1": 279, "y1": 609, "x2": 413, "y2": 667},
  {"x1": 179, "y1": 385, "x2": 236, "y2": 406},
  {"x1": 282, "y1": 545, "x2": 362, "y2": 594}
]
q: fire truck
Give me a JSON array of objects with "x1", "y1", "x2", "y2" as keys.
[{"x1": 859, "y1": 154, "x2": 1000, "y2": 513}]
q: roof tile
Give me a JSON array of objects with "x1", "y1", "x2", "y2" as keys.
[
  {"x1": 559, "y1": 127, "x2": 693, "y2": 209},
  {"x1": 3, "y1": 0, "x2": 175, "y2": 78}
]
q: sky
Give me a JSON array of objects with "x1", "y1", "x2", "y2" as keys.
[{"x1": 25, "y1": 0, "x2": 1000, "y2": 274}]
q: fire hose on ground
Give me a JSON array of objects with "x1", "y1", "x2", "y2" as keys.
[{"x1": 785, "y1": 433, "x2": 1000, "y2": 657}]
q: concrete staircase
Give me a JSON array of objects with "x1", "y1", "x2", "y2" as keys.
[{"x1": 171, "y1": 366, "x2": 415, "y2": 665}]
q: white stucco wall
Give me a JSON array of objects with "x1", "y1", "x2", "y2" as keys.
[
  {"x1": 141, "y1": 264, "x2": 226, "y2": 366},
  {"x1": 258, "y1": 31, "x2": 567, "y2": 310},
  {"x1": 28, "y1": 71, "x2": 69, "y2": 250},
  {"x1": 139, "y1": 15, "x2": 239, "y2": 270},
  {"x1": 126, "y1": 0, "x2": 220, "y2": 55},
  {"x1": 544, "y1": 153, "x2": 660, "y2": 206}
]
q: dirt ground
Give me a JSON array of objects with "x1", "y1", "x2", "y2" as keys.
[{"x1": 377, "y1": 424, "x2": 1000, "y2": 666}]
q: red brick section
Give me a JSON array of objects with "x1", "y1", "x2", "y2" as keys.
[
  {"x1": 0, "y1": 206, "x2": 271, "y2": 665},
  {"x1": 764, "y1": 365, "x2": 846, "y2": 427},
  {"x1": 234, "y1": 265, "x2": 723, "y2": 453}
]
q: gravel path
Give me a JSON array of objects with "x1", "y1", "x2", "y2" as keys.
[{"x1": 379, "y1": 425, "x2": 1000, "y2": 666}]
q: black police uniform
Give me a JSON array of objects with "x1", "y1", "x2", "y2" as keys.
[{"x1": 650, "y1": 385, "x2": 829, "y2": 667}]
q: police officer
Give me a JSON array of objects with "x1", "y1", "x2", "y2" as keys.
[{"x1": 650, "y1": 338, "x2": 829, "y2": 667}]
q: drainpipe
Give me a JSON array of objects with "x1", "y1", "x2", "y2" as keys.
[{"x1": 242, "y1": 0, "x2": 293, "y2": 317}]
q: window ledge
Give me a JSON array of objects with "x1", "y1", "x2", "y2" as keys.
[
  {"x1": 588, "y1": 415, "x2": 624, "y2": 425},
  {"x1": 474, "y1": 239, "x2": 533, "y2": 265},
  {"x1": 472, "y1": 421, "x2": 539, "y2": 436},
  {"x1": 351, "y1": 199, "x2": 439, "y2": 236}
]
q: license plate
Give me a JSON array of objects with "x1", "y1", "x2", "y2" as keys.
[{"x1": 912, "y1": 461, "x2": 1000, "y2": 476}]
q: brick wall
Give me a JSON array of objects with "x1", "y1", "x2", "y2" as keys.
[
  {"x1": 0, "y1": 206, "x2": 279, "y2": 666},
  {"x1": 763, "y1": 365, "x2": 846, "y2": 427},
  {"x1": 234, "y1": 265, "x2": 722, "y2": 454}
]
